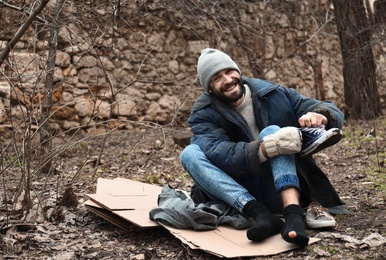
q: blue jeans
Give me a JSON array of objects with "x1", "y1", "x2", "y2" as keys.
[{"x1": 180, "y1": 125, "x2": 299, "y2": 213}]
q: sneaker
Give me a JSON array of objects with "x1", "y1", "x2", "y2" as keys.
[
  {"x1": 305, "y1": 202, "x2": 336, "y2": 229},
  {"x1": 300, "y1": 125, "x2": 342, "y2": 157}
]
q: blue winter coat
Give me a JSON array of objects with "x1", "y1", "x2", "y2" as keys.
[{"x1": 188, "y1": 77, "x2": 347, "y2": 214}]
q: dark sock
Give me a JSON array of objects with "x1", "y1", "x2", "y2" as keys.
[
  {"x1": 243, "y1": 200, "x2": 270, "y2": 218},
  {"x1": 281, "y1": 204, "x2": 309, "y2": 247},
  {"x1": 243, "y1": 200, "x2": 284, "y2": 242}
]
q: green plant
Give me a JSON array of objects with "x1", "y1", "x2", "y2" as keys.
[{"x1": 145, "y1": 173, "x2": 160, "y2": 184}]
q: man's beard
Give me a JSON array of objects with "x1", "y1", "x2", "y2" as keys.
[{"x1": 211, "y1": 78, "x2": 244, "y2": 103}]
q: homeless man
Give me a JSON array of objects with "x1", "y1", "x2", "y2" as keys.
[{"x1": 180, "y1": 48, "x2": 347, "y2": 247}]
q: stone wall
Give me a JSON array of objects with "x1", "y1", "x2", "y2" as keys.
[{"x1": 0, "y1": 0, "x2": 385, "y2": 137}]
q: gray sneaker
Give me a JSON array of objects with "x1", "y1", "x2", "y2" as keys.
[{"x1": 306, "y1": 202, "x2": 336, "y2": 229}]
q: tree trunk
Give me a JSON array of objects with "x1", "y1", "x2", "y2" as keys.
[
  {"x1": 332, "y1": 0, "x2": 381, "y2": 119},
  {"x1": 39, "y1": 0, "x2": 66, "y2": 174}
]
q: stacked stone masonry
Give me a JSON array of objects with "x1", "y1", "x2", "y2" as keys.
[{"x1": 0, "y1": 0, "x2": 385, "y2": 137}]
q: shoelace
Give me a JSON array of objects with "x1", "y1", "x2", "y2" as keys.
[
  {"x1": 301, "y1": 125, "x2": 326, "y2": 135},
  {"x1": 307, "y1": 203, "x2": 341, "y2": 231},
  {"x1": 308, "y1": 203, "x2": 329, "y2": 219}
]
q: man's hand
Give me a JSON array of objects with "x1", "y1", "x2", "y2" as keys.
[{"x1": 298, "y1": 112, "x2": 327, "y2": 127}]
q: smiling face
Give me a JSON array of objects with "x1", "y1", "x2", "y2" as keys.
[{"x1": 208, "y1": 69, "x2": 244, "y2": 106}]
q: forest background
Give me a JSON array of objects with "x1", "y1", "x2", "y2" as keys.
[{"x1": 0, "y1": 0, "x2": 385, "y2": 259}]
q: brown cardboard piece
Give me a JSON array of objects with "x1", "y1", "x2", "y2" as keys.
[
  {"x1": 85, "y1": 177, "x2": 319, "y2": 258},
  {"x1": 85, "y1": 178, "x2": 160, "y2": 228}
]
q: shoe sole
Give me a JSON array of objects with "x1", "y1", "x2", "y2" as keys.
[
  {"x1": 306, "y1": 219, "x2": 336, "y2": 229},
  {"x1": 300, "y1": 129, "x2": 342, "y2": 157}
]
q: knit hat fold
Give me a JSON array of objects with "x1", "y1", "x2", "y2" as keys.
[{"x1": 197, "y1": 48, "x2": 241, "y2": 92}]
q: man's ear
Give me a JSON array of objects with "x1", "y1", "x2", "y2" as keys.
[{"x1": 208, "y1": 86, "x2": 212, "y2": 93}]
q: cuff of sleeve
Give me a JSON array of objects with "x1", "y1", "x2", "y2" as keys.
[
  {"x1": 313, "y1": 109, "x2": 339, "y2": 129},
  {"x1": 258, "y1": 147, "x2": 268, "y2": 163}
]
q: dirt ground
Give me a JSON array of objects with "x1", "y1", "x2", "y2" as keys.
[{"x1": 1, "y1": 113, "x2": 385, "y2": 259}]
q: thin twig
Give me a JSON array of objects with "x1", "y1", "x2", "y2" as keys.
[
  {"x1": 0, "y1": 0, "x2": 50, "y2": 66},
  {"x1": 266, "y1": 14, "x2": 335, "y2": 73}
]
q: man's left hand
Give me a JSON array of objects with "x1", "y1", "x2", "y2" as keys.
[{"x1": 298, "y1": 112, "x2": 327, "y2": 127}]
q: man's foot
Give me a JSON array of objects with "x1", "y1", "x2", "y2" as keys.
[
  {"x1": 281, "y1": 204, "x2": 309, "y2": 247},
  {"x1": 306, "y1": 202, "x2": 336, "y2": 229},
  {"x1": 300, "y1": 125, "x2": 342, "y2": 157},
  {"x1": 247, "y1": 213, "x2": 284, "y2": 242}
]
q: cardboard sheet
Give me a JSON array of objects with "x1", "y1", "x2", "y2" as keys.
[
  {"x1": 85, "y1": 178, "x2": 161, "y2": 228},
  {"x1": 85, "y1": 177, "x2": 320, "y2": 258},
  {"x1": 84, "y1": 200, "x2": 160, "y2": 229},
  {"x1": 84, "y1": 200, "x2": 138, "y2": 231},
  {"x1": 164, "y1": 224, "x2": 318, "y2": 258}
]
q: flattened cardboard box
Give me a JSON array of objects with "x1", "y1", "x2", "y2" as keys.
[
  {"x1": 85, "y1": 178, "x2": 160, "y2": 228},
  {"x1": 85, "y1": 177, "x2": 319, "y2": 258}
]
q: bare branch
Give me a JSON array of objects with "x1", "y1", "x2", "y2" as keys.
[
  {"x1": 0, "y1": 0, "x2": 50, "y2": 66},
  {"x1": 0, "y1": 0, "x2": 48, "y2": 24},
  {"x1": 266, "y1": 14, "x2": 334, "y2": 75}
]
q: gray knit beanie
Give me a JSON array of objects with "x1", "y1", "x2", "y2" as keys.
[{"x1": 197, "y1": 48, "x2": 241, "y2": 92}]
